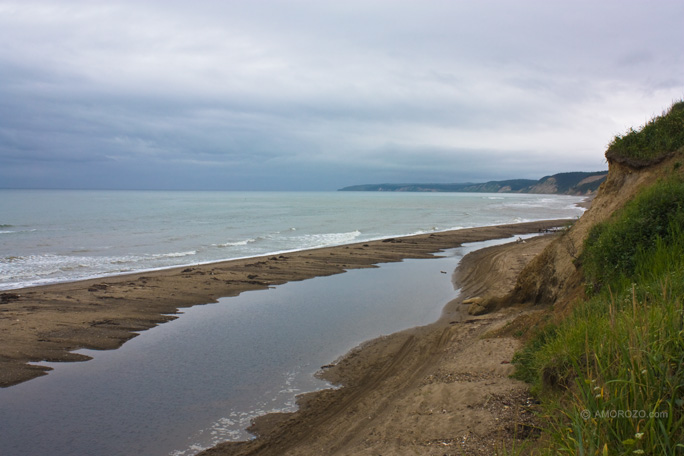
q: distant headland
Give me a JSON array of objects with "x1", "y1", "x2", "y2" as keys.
[{"x1": 338, "y1": 171, "x2": 607, "y2": 195}]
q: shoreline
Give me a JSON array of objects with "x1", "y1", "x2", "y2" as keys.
[
  {"x1": 202, "y1": 225, "x2": 559, "y2": 455},
  {"x1": 0, "y1": 219, "x2": 569, "y2": 388},
  {"x1": 0, "y1": 218, "x2": 577, "y2": 293}
]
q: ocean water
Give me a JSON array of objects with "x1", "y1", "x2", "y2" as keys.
[{"x1": 0, "y1": 190, "x2": 585, "y2": 290}]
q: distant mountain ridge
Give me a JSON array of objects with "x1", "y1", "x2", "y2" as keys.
[{"x1": 338, "y1": 171, "x2": 608, "y2": 195}]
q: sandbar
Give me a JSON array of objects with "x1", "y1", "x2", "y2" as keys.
[{"x1": 0, "y1": 220, "x2": 568, "y2": 453}]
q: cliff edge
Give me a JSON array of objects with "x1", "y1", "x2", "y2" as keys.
[{"x1": 508, "y1": 101, "x2": 684, "y2": 312}]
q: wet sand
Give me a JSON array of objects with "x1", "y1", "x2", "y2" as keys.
[
  {"x1": 0, "y1": 219, "x2": 568, "y2": 454},
  {"x1": 200, "y1": 228, "x2": 557, "y2": 456},
  {"x1": 0, "y1": 220, "x2": 565, "y2": 388}
]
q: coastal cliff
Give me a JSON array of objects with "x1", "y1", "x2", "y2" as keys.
[
  {"x1": 505, "y1": 100, "x2": 684, "y2": 454},
  {"x1": 508, "y1": 103, "x2": 684, "y2": 312},
  {"x1": 339, "y1": 171, "x2": 608, "y2": 195},
  {"x1": 199, "y1": 101, "x2": 684, "y2": 455},
  {"x1": 507, "y1": 158, "x2": 679, "y2": 311}
]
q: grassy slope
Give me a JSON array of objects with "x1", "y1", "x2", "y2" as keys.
[{"x1": 511, "y1": 101, "x2": 684, "y2": 455}]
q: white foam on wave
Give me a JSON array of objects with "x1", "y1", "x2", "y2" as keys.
[
  {"x1": 291, "y1": 230, "x2": 362, "y2": 249},
  {"x1": 0, "y1": 254, "x2": 115, "y2": 290},
  {"x1": 153, "y1": 250, "x2": 198, "y2": 258},
  {"x1": 0, "y1": 224, "x2": 38, "y2": 233},
  {"x1": 2, "y1": 193, "x2": 588, "y2": 291},
  {"x1": 214, "y1": 238, "x2": 257, "y2": 247},
  {"x1": 0, "y1": 250, "x2": 198, "y2": 290}
]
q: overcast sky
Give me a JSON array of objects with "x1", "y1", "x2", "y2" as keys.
[{"x1": 1, "y1": 1, "x2": 682, "y2": 190}]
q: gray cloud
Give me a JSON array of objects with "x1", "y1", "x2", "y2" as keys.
[{"x1": 0, "y1": 0, "x2": 682, "y2": 190}]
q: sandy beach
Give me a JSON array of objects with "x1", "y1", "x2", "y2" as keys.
[
  {"x1": 201, "y1": 228, "x2": 557, "y2": 456},
  {"x1": 1, "y1": 219, "x2": 568, "y2": 454}
]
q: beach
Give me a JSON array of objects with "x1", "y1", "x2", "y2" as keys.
[
  {"x1": 1, "y1": 219, "x2": 568, "y2": 454},
  {"x1": 201, "y1": 227, "x2": 557, "y2": 456}
]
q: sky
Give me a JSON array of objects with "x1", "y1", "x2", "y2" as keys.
[{"x1": 0, "y1": 1, "x2": 682, "y2": 191}]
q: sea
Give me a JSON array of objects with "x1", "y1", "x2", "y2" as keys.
[
  {"x1": 0, "y1": 189, "x2": 586, "y2": 456},
  {"x1": 0, "y1": 189, "x2": 585, "y2": 291}
]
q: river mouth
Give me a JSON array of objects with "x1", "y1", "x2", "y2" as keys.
[{"x1": 0, "y1": 236, "x2": 530, "y2": 456}]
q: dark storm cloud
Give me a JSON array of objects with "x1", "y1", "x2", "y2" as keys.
[{"x1": 0, "y1": 0, "x2": 682, "y2": 189}]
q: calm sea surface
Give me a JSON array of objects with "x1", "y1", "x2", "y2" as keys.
[{"x1": 0, "y1": 190, "x2": 585, "y2": 290}]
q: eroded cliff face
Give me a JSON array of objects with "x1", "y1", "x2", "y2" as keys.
[
  {"x1": 527, "y1": 177, "x2": 558, "y2": 195},
  {"x1": 509, "y1": 153, "x2": 684, "y2": 311}
]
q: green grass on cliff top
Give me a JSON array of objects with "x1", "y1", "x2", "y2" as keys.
[{"x1": 606, "y1": 100, "x2": 684, "y2": 165}]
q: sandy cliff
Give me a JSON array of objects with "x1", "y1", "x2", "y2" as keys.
[{"x1": 509, "y1": 153, "x2": 684, "y2": 314}]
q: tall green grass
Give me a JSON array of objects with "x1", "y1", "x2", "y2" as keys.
[
  {"x1": 582, "y1": 177, "x2": 684, "y2": 292},
  {"x1": 512, "y1": 176, "x2": 684, "y2": 455},
  {"x1": 607, "y1": 100, "x2": 684, "y2": 164}
]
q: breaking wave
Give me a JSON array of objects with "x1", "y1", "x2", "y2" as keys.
[
  {"x1": 214, "y1": 239, "x2": 257, "y2": 248},
  {"x1": 291, "y1": 230, "x2": 362, "y2": 249},
  {"x1": 152, "y1": 250, "x2": 198, "y2": 258}
]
